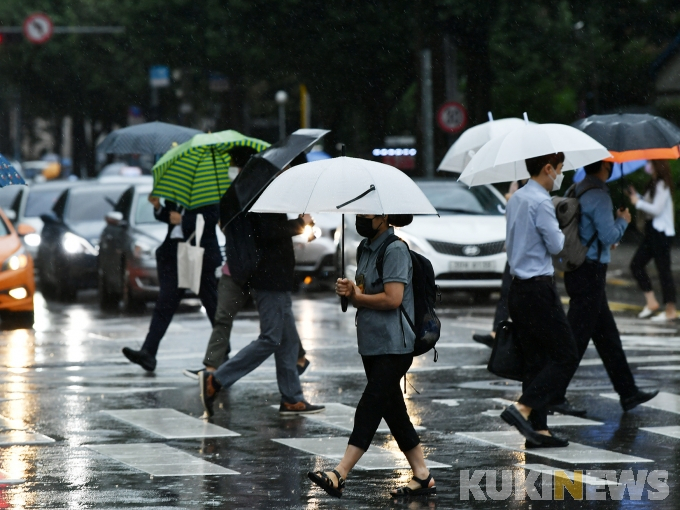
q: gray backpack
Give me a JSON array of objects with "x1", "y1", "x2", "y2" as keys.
[{"x1": 552, "y1": 185, "x2": 600, "y2": 272}]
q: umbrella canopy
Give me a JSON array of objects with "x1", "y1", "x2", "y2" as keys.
[
  {"x1": 438, "y1": 117, "x2": 531, "y2": 173},
  {"x1": 458, "y1": 123, "x2": 611, "y2": 186},
  {"x1": 573, "y1": 159, "x2": 646, "y2": 183},
  {"x1": 97, "y1": 122, "x2": 203, "y2": 155},
  {"x1": 0, "y1": 155, "x2": 26, "y2": 187},
  {"x1": 572, "y1": 114, "x2": 680, "y2": 162},
  {"x1": 250, "y1": 157, "x2": 437, "y2": 215},
  {"x1": 152, "y1": 130, "x2": 269, "y2": 210},
  {"x1": 221, "y1": 129, "x2": 330, "y2": 225}
]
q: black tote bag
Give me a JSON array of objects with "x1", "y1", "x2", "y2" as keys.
[{"x1": 487, "y1": 320, "x2": 524, "y2": 381}]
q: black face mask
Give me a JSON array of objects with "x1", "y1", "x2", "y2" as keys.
[{"x1": 355, "y1": 216, "x2": 381, "y2": 238}]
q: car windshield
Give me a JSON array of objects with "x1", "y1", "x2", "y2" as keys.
[
  {"x1": 25, "y1": 189, "x2": 65, "y2": 218},
  {"x1": 65, "y1": 188, "x2": 124, "y2": 222},
  {"x1": 0, "y1": 187, "x2": 21, "y2": 210},
  {"x1": 135, "y1": 193, "x2": 157, "y2": 224},
  {"x1": 417, "y1": 181, "x2": 505, "y2": 216}
]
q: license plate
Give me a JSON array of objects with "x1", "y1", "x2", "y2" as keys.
[{"x1": 449, "y1": 260, "x2": 495, "y2": 272}]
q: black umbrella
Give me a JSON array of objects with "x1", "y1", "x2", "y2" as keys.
[
  {"x1": 219, "y1": 128, "x2": 330, "y2": 226},
  {"x1": 97, "y1": 121, "x2": 203, "y2": 155},
  {"x1": 572, "y1": 113, "x2": 680, "y2": 162}
]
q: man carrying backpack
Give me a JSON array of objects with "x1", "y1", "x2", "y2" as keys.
[{"x1": 562, "y1": 160, "x2": 658, "y2": 412}]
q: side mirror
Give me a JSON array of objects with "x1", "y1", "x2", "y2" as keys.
[
  {"x1": 4, "y1": 210, "x2": 16, "y2": 222},
  {"x1": 40, "y1": 213, "x2": 59, "y2": 224},
  {"x1": 105, "y1": 211, "x2": 126, "y2": 226},
  {"x1": 16, "y1": 223, "x2": 36, "y2": 236}
]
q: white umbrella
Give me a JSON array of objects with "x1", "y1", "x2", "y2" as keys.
[
  {"x1": 438, "y1": 114, "x2": 532, "y2": 173},
  {"x1": 458, "y1": 121, "x2": 612, "y2": 186},
  {"x1": 250, "y1": 156, "x2": 437, "y2": 215},
  {"x1": 250, "y1": 156, "x2": 437, "y2": 312}
]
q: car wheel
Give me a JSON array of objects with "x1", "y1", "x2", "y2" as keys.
[
  {"x1": 122, "y1": 266, "x2": 144, "y2": 313},
  {"x1": 56, "y1": 277, "x2": 77, "y2": 302},
  {"x1": 98, "y1": 268, "x2": 121, "y2": 311},
  {"x1": 0, "y1": 311, "x2": 34, "y2": 329}
]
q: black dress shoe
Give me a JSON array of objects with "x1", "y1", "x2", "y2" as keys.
[
  {"x1": 525, "y1": 432, "x2": 569, "y2": 448},
  {"x1": 546, "y1": 400, "x2": 587, "y2": 417},
  {"x1": 297, "y1": 358, "x2": 310, "y2": 375},
  {"x1": 122, "y1": 347, "x2": 156, "y2": 372},
  {"x1": 621, "y1": 389, "x2": 659, "y2": 412},
  {"x1": 500, "y1": 405, "x2": 543, "y2": 445},
  {"x1": 472, "y1": 333, "x2": 494, "y2": 348}
]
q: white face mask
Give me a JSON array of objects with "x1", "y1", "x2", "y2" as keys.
[{"x1": 549, "y1": 167, "x2": 564, "y2": 191}]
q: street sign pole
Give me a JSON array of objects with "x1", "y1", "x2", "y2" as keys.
[{"x1": 420, "y1": 49, "x2": 435, "y2": 178}]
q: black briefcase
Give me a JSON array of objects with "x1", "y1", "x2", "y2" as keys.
[{"x1": 487, "y1": 320, "x2": 524, "y2": 381}]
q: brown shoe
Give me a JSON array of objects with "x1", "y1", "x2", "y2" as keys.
[
  {"x1": 199, "y1": 371, "x2": 221, "y2": 417},
  {"x1": 279, "y1": 401, "x2": 325, "y2": 415}
]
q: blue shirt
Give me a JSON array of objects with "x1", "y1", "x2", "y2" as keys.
[
  {"x1": 506, "y1": 179, "x2": 565, "y2": 278},
  {"x1": 355, "y1": 227, "x2": 415, "y2": 356},
  {"x1": 576, "y1": 176, "x2": 628, "y2": 264}
]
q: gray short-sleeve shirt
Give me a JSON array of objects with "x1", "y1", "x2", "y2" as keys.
[{"x1": 355, "y1": 227, "x2": 415, "y2": 356}]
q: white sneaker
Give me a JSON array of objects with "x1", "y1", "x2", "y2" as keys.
[
  {"x1": 651, "y1": 311, "x2": 678, "y2": 322},
  {"x1": 638, "y1": 306, "x2": 658, "y2": 319}
]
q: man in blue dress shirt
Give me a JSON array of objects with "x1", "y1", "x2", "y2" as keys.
[
  {"x1": 562, "y1": 160, "x2": 658, "y2": 412},
  {"x1": 500, "y1": 152, "x2": 579, "y2": 448}
]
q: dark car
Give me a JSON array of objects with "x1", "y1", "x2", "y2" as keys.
[
  {"x1": 37, "y1": 183, "x2": 129, "y2": 300},
  {"x1": 98, "y1": 183, "x2": 166, "y2": 310}
]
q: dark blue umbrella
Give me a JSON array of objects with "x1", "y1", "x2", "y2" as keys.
[{"x1": 0, "y1": 155, "x2": 26, "y2": 187}]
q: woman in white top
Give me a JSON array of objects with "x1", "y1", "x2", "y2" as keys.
[{"x1": 628, "y1": 160, "x2": 677, "y2": 321}]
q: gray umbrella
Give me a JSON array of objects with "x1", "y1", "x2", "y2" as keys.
[{"x1": 97, "y1": 122, "x2": 203, "y2": 155}]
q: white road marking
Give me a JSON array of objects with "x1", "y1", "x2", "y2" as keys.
[
  {"x1": 518, "y1": 463, "x2": 616, "y2": 486},
  {"x1": 640, "y1": 426, "x2": 680, "y2": 440},
  {"x1": 65, "y1": 386, "x2": 177, "y2": 394},
  {"x1": 456, "y1": 431, "x2": 652, "y2": 464},
  {"x1": 270, "y1": 403, "x2": 425, "y2": 432},
  {"x1": 601, "y1": 391, "x2": 680, "y2": 414},
  {"x1": 433, "y1": 399, "x2": 460, "y2": 407},
  {"x1": 87, "y1": 443, "x2": 238, "y2": 476},
  {"x1": 0, "y1": 431, "x2": 55, "y2": 446},
  {"x1": 273, "y1": 437, "x2": 450, "y2": 470},
  {"x1": 481, "y1": 409, "x2": 603, "y2": 426},
  {"x1": 102, "y1": 409, "x2": 240, "y2": 439},
  {"x1": 580, "y1": 354, "x2": 680, "y2": 366},
  {"x1": 637, "y1": 365, "x2": 680, "y2": 371}
]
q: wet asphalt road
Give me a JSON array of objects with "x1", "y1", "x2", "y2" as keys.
[{"x1": 0, "y1": 249, "x2": 679, "y2": 509}]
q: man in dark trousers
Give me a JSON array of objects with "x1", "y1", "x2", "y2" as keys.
[
  {"x1": 562, "y1": 160, "x2": 658, "y2": 411},
  {"x1": 199, "y1": 211, "x2": 324, "y2": 417},
  {"x1": 500, "y1": 152, "x2": 579, "y2": 448},
  {"x1": 122, "y1": 196, "x2": 221, "y2": 371}
]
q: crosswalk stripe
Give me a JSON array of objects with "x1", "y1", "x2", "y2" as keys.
[
  {"x1": 272, "y1": 437, "x2": 450, "y2": 470},
  {"x1": 87, "y1": 443, "x2": 238, "y2": 476},
  {"x1": 270, "y1": 403, "x2": 425, "y2": 432},
  {"x1": 456, "y1": 431, "x2": 652, "y2": 464},
  {"x1": 433, "y1": 399, "x2": 460, "y2": 407},
  {"x1": 518, "y1": 463, "x2": 615, "y2": 486},
  {"x1": 638, "y1": 365, "x2": 680, "y2": 371},
  {"x1": 581, "y1": 354, "x2": 680, "y2": 366},
  {"x1": 640, "y1": 426, "x2": 680, "y2": 440},
  {"x1": 480, "y1": 409, "x2": 603, "y2": 426},
  {"x1": 0, "y1": 431, "x2": 55, "y2": 446},
  {"x1": 601, "y1": 391, "x2": 680, "y2": 414},
  {"x1": 102, "y1": 409, "x2": 241, "y2": 439}
]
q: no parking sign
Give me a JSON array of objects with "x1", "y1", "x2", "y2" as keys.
[
  {"x1": 23, "y1": 13, "x2": 53, "y2": 44},
  {"x1": 437, "y1": 101, "x2": 468, "y2": 134}
]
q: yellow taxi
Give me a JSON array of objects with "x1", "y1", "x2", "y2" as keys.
[{"x1": 0, "y1": 207, "x2": 34, "y2": 324}]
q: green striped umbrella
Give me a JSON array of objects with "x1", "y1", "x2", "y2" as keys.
[{"x1": 151, "y1": 130, "x2": 270, "y2": 209}]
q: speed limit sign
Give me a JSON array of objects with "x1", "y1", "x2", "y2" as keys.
[
  {"x1": 436, "y1": 102, "x2": 468, "y2": 134},
  {"x1": 23, "y1": 13, "x2": 54, "y2": 44}
]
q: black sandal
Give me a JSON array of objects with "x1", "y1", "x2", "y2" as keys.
[
  {"x1": 308, "y1": 469, "x2": 345, "y2": 498},
  {"x1": 390, "y1": 473, "x2": 436, "y2": 497}
]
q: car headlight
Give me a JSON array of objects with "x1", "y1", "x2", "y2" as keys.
[
  {"x1": 302, "y1": 225, "x2": 322, "y2": 242},
  {"x1": 23, "y1": 233, "x2": 41, "y2": 247},
  {"x1": 2, "y1": 247, "x2": 29, "y2": 271},
  {"x1": 62, "y1": 232, "x2": 98, "y2": 256},
  {"x1": 400, "y1": 234, "x2": 429, "y2": 254},
  {"x1": 133, "y1": 240, "x2": 156, "y2": 260}
]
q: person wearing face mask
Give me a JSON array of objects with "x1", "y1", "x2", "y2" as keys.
[
  {"x1": 308, "y1": 213, "x2": 435, "y2": 499},
  {"x1": 628, "y1": 160, "x2": 677, "y2": 321},
  {"x1": 500, "y1": 152, "x2": 580, "y2": 448},
  {"x1": 559, "y1": 160, "x2": 658, "y2": 413}
]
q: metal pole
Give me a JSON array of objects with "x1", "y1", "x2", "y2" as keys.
[
  {"x1": 278, "y1": 103, "x2": 286, "y2": 141},
  {"x1": 421, "y1": 49, "x2": 434, "y2": 177},
  {"x1": 341, "y1": 144, "x2": 348, "y2": 313}
]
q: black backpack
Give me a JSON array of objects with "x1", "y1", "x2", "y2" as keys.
[{"x1": 357, "y1": 234, "x2": 441, "y2": 361}]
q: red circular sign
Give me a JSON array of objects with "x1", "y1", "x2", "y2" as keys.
[
  {"x1": 436, "y1": 102, "x2": 468, "y2": 134},
  {"x1": 23, "y1": 13, "x2": 54, "y2": 44}
]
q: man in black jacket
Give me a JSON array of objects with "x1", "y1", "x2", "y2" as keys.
[
  {"x1": 122, "y1": 196, "x2": 221, "y2": 371},
  {"x1": 199, "y1": 212, "x2": 324, "y2": 417}
]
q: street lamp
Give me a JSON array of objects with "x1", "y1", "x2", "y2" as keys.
[{"x1": 275, "y1": 90, "x2": 288, "y2": 140}]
